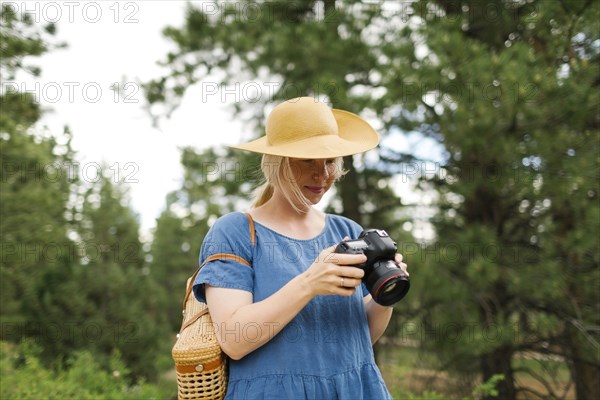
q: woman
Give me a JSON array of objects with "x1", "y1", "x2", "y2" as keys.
[{"x1": 193, "y1": 97, "x2": 408, "y2": 399}]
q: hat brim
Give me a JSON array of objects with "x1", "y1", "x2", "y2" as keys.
[{"x1": 229, "y1": 109, "x2": 379, "y2": 158}]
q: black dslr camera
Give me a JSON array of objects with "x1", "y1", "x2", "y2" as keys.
[{"x1": 334, "y1": 229, "x2": 409, "y2": 306}]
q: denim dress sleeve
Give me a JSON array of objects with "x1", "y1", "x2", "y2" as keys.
[{"x1": 193, "y1": 212, "x2": 255, "y2": 303}]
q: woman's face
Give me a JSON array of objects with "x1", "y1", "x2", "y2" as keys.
[{"x1": 287, "y1": 158, "x2": 338, "y2": 204}]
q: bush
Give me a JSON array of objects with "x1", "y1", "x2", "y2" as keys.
[
  {"x1": 389, "y1": 374, "x2": 505, "y2": 400},
  {"x1": 0, "y1": 340, "x2": 175, "y2": 399}
]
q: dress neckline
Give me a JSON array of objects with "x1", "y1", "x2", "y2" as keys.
[{"x1": 251, "y1": 214, "x2": 330, "y2": 242}]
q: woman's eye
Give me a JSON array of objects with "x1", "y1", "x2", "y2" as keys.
[{"x1": 326, "y1": 159, "x2": 335, "y2": 164}]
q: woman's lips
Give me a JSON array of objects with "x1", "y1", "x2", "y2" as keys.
[{"x1": 305, "y1": 186, "x2": 324, "y2": 194}]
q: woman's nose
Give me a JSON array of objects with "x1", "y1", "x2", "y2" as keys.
[{"x1": 312, "y1": 161, "x2": 329, "y2": 180}]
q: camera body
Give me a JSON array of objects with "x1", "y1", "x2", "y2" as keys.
[{"x1": 334, "y1": 229, "x2": 409, "y2": 306}]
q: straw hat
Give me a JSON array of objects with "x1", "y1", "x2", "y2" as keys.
[{"x1": 230, "y1": 97, "x2": 379, "y2": 158}]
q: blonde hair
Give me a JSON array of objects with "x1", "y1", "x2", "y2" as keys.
[{"x1": 252, "y1": 155, "x2": 347, "y2": 213}]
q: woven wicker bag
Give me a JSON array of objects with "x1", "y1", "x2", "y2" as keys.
[
  {"x1": 173, "y1": 213, "x2": 255, "y2": 400},
  {"x1": 173, "y1": 275, "x2": 227, "y2": 399}
]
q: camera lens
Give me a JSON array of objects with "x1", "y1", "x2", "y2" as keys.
[
  {"x1": 382, "y1": 282, "x2": 397, "y2": 294},
  {"x1": 366, "y1": 260, "x2": 410, "y2": 306},
  {"x1": 376, "y1": 276, "x2": 409, "y2": 306}
]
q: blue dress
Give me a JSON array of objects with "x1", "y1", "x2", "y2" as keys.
[{"x1": 193, "y1": 212, "x2": 392, "y2": 400}]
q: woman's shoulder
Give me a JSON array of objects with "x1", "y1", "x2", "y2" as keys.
[
  {"x1": 206, "y1": 212, "x2": 253, "y2": 238},
  {"x1": 201, "y1": 212, "x2": 254, "y2": 259},
  {"x1": 214, "y1": 211, "x2": 251, "y2": 224}
]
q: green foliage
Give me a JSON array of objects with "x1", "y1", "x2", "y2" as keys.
[
  {"x1": 0, "y1": 340, "x2": 174, "y2": 399},
  {"x1": 472, "y1": 374, "x2": 505, "y2": 399},
  {"x1": 1, "y1": 0, "x2": 73, "y2": 330},
  {"x1": 389, "y1": 374, "x2": 505, "y2": 400},
  {"x1": 401, "y1": 0, "x2": 600, "y2": 397},
  {"x1": 78, "y1": 173, "x2": 144, "y2": 268},
  {"x1": 0, "y1": 92, "x2": 42, "y2": 133},
  {"x1": 1, "y1": 128, "x2": 171, "y2": 379},
  {"x1": 1, "y1": 5, "x2": 172, "y2": 384},
  {"x1": 390, "y1": 389, "x2": 450, "y2": 400},
  {"x1": 145, "y1": 1, "x2": 599, "y2": 397},
  {"x1": 0, "y1": 127, "x2": 75, "y2": 327},
  {"x1": 30, "y1": 173, "x2": 172, "y2": 378},
  {"x1": 151, "y1": 210, "x2": 201, "y2": 332},
  {"x1": 0, "y1": 3, "x2": 63, "y2": 80}
]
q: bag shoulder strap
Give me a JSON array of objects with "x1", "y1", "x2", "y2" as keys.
[
  {"x1": 181, "y1": 212, "x2": 256, "y2": 311},
  {"x1": 244, "y1": 212, "x2": 256, "y2": 247}
]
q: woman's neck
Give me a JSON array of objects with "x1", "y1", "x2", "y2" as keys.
[
  {"x1": 266, "y1": 190, "x2": 312, "y2": 219},
  {"x1": 250, "y1": 191, "x2": 326, "y2": 239}
]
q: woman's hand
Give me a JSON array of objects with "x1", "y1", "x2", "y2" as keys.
[
  {"x1": 395, "y1": 253, "x2": 409, "y2": 276},
  {"x1": 205, "y1": 241, "x2": 367, "y2": 360},
  {"x1": 300, "y1": 243, "x2": 367, "y2": 297}
]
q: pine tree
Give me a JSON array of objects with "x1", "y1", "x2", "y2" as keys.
[
  {"x1": 381, "y1": 1, "x2": 599, "y2": 398},
  {"x1": 1, "y1": 5, "x2": 172, "y2": 379},
  {"x1": 1, "y1": 1, "x2": 73, "y2": 339}
]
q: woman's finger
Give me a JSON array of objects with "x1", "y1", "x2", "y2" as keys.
[
  {"x1": 399, "y1": 262, "x2": 409, "y2": 276},
  {"x1": 338, "y1": 276, "x2": 362, "y2": 288},
  {"x1": 324, "y1": 252, "x2": 366, "y2": 265}
]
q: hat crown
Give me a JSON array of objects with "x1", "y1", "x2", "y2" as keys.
[{"x1": 265, "y1": 97, "x2": 338, "y2": 146}]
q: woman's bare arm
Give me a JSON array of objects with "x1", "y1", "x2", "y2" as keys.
[{"x1": 205, "y1": 246, "x2": 366, "y2": 360}]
